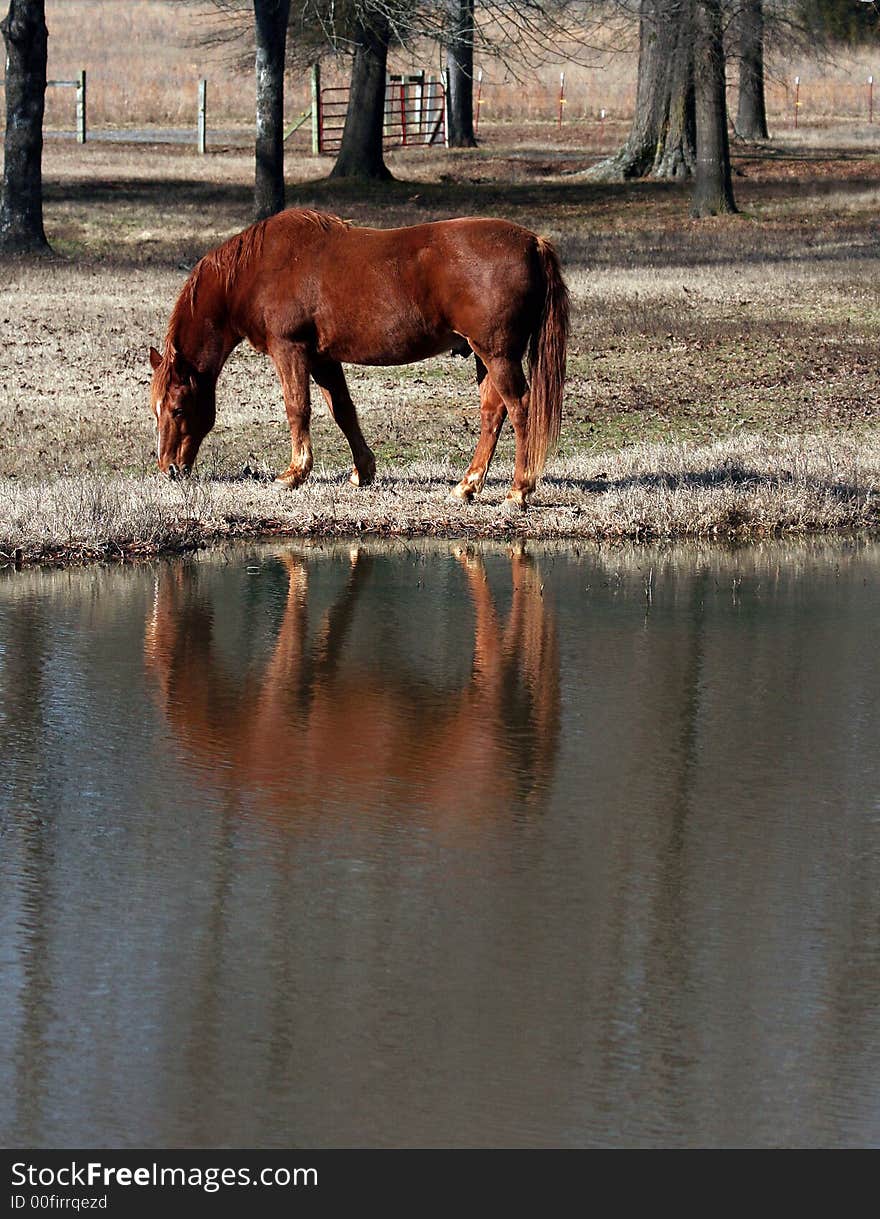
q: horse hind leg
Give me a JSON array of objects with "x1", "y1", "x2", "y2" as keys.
[
  {"x1": 310, "y1": 357, "x2": 376, "y2": 487},
  {"x1": 473, "y1": 353, "x2": 533, "y2": 508},
  {"x1": 452, "y1": 357, "x2": 507, "y2": 502}
]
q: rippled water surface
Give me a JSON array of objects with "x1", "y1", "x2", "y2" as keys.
[{"x1": 1, "y1": 539, "x2": 879, "y2": 1148}]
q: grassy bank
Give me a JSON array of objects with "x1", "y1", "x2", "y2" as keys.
[
  {"x1": 1, "y1": 433, "x2": 878, "y2": 567},
  {"x1": 1, "y1": 124, "x2": 878, "y2": 564}
]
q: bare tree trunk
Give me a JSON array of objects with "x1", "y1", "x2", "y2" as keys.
[
  {"x1": 330, "y1": 18, "x2": 392, "y2": 180},
  {"x1": 0, "y1": 0, "x2": 50, "y2": 254},
  {"x1": 446, "y1": 0, "x2": 477, "y2": 148},
  {"x1": 585, "y1": 0, "x2": 694, "y2": 182},
  {"x1": 652, "y1": 9, "x2": 695, "y2": 179},
  {"x1": 735, "y1": 0, "x2": 769, "y2": 140},
  {"x1": 691, "y1": 0, "x2": 737, "y2": 216},
  {"x1": 253, "y1": 0, "x2": 290, "y2": 220}
]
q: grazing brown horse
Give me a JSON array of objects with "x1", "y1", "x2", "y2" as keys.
[
  {"x1": 144, "y1": 547, "x2": 560, "y2": 829},
  {"x1": 149, "y1": 210, "x2": 569, "y2": 505}
]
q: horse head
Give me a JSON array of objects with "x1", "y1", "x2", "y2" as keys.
[{"x1": 149, "y1": 345, "x2": 216, "y2": 477}]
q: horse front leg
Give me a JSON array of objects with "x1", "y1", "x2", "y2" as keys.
[
  {"x1": 269, "y1": 339, "x2": 313, "y2": 488},
  {"x1": 262, "y1": 552, "x2": 310, "y2": 689},
  {"x1": 310, "y1": 357, "x2": 376, "y2": 487},
  {"x1": 452, "y1": 357, "x2": 507, "y2": 502}
]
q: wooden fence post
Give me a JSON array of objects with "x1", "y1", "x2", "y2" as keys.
[
  {"x1": 310, "y1": 63, "x2": 321, "y2": 155},
  {"x1": 197, "y1": 78, "x2": 207, "y2": 154},
  {"x1": 76, "y1": 69, "x2": 86, "y2": 144}
]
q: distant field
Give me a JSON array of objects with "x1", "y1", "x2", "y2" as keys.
[{"x1": 39, "y1": 0, "x2": 880, "y2": 134}]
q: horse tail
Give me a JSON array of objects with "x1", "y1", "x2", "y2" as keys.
[{"x1": 527, "y1": 236, "x2": 570, "y2": 482}]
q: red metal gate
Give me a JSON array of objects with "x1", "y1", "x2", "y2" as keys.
[{"x1": 315, "y1": 71, "x2": 446, "y2": 155}]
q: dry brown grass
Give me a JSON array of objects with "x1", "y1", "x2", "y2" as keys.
[{"x1": 43, "y1": 1, "x2": 233, "y2": 129}]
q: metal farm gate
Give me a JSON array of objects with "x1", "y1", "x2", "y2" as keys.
[{"x1": 310, "y1": 66, "x2": 447, "y2": 155}]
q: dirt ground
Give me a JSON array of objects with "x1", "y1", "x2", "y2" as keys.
[{"x1": 1, "y1": 119, "x2": 879, "y2": 560}]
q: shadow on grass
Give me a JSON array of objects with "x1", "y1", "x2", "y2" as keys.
[
  {"x1": 541, "y1": 464, "x2": 875, "y2": 504},
  {"x1": 41, "y1": 149, "x2": 880, "y2": 272},
  {"x1": 44, "y1": 177, "x2": 255, "y2": 210},
  {"x1": 733, "y1": 141, "x2": 880, "y2": 164},
  {"x1": 265, "y1": 463, "x2": 876, "y2": 510}
]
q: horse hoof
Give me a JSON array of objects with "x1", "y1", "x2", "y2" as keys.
[
  {"x1": 275, "y1": 471, "x2": 306, "y2": 489},
  {"x1": 450, "y1": 482, "x2": 474, "y2": 502},
  {"x1": 350, "y1": 452, "x2": 376, "y2": 487},
  {"x1": 452, "y1": 470, "x2": 487, "y2": 501},
  {"x1": 503, "y1": 491, "x2": 528, "y2": 513}
]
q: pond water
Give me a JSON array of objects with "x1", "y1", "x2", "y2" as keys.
[{"x1": 1, "y1": 539, "x2": 879, "y2": 1149}]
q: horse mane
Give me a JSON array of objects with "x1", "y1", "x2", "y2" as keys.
[
  {"x1": 165, "y1": 221, "x2": 267, "y2": 347},
  {"x1": 163, "y1": 210, "x2": 349, "y2": 354},
  {"x1": 290, "y1": 209, "x2": 350, "y2": 233}
]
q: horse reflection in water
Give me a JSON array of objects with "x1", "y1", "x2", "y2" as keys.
[{"x1": 144, "y1": 549, "x2": 560, "y2": 826}]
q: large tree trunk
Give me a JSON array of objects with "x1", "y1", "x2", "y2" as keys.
[
  {"x1": 735, "y1": 0, "x2": 769, "y2": 140},
  {"x1": 652, "y1": 10, "x2": 695, "y2": 180},
  {"x1": 0, "y1": 0, "x2": 50, "y2": 254},
  {"x1": 253, "y1": 0, "x2": 290, "y2": 220},
  {"x1": 585, "y1": 0, "x2": 694, "y2": 182},
  {"x1": 691, "y1": 0, "x2": 737, "y2": 216},
  {"x1": 330, "y1": 18, "x2": 392, "y2": 181},
  {"x1": 446, "y1": 0, "x2": 477, "y2": 148}
]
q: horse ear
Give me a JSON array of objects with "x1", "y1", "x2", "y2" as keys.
[
  {"x1": 171, "y1": 348, "x2": 195, "y2": 382},
  {"x1": 149, "y1": 346, "x2": 162, "y2": 370}
]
